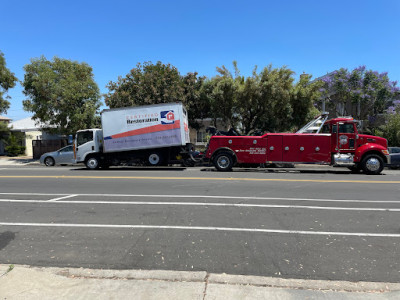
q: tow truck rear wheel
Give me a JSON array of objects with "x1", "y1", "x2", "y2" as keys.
[
  {"x1": 361, "y1": 154, "x2": 384, "y2": 175},
  {"x1": 213, "y1": 151, "x2": 234, "y2": 172}
]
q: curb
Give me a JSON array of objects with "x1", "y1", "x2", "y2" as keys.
[{"x1": 3, "y1": 265, "x2": 399, "y2": 293}]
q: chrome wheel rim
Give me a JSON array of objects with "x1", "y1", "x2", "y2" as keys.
[
  {"x1": 365, "y1": 157, "x2": 380, "y2": 172},
  {"x1": 87, "y1": 158, "x2": 98, "y2": 169},
  {"x1": 217, "y1": 156, "x2": 230, "y2": 169}
]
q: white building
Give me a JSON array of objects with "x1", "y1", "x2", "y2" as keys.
[{"x1": 9, "y1": 117, "x2": 61, "y2": 157}]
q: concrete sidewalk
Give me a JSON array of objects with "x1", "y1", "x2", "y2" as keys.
[
  {"x1": 0, "y1": 265, "x2": 399, "y2": 300},
  {"x1": 0, "y1": 156, "x2": 39, "y2": 166}
]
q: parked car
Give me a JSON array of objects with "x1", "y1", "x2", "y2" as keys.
[
  {"x1": 40, "y1": 145, "x2": 74, "y2": 166},
  {"x1": 387, "y1": 147, "x2": 400, "y2": 169}
]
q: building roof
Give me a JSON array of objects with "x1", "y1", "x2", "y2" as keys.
[
  {"x1": 9, "y1": 117, "x2": 46, "y2": 131},
  {"x1": 0, "y1": 116, "x2": 12, "y2": 122}
]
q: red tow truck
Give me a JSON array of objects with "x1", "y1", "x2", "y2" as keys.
[{"x1": 205, "y1": 114, "x2": 391, "y2": 175}]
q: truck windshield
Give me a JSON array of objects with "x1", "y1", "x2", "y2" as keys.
[
  {"x1": 76, "y1": 131, "x2": 93, "y2": 146},
  {"x1": 332, "y1": 124, "x2": 355, "y2": 134}
]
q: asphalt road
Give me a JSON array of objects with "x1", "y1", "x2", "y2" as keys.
[{"x1": 0, "y1": 165, "x2": 400, "y2": 283}]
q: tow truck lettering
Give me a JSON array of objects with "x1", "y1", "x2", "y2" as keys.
[{"x1": 235, "y1": 148, "x2": 266, "y2": 155}]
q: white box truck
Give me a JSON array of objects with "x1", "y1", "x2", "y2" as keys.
[{"x1": 74, "y1": 102, "x2": 192, "y2": 169}]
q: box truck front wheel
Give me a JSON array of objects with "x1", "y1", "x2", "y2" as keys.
[{"x1": 85, "y1": 156, "x2": 100, "y2": 170}]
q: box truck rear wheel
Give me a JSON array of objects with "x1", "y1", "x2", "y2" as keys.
[
  {"x1": 214, "y1": 151, "x2": 234, "y2": 172},
  {"x1": 86, "y1": 157, "x2": 100, "y2": 170},
  {"x1": 147, "y1": 153, "x2": 164, "y2": 166}
]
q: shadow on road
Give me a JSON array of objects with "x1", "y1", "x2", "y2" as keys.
[
  {"x1": 69, "y1": 167, "x2": 187, "y2": 172},
  {"x1": 200, "y1": 167, "x2": 359, "y2": 175}
]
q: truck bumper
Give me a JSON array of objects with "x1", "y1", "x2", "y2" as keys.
[{"x1": 385, "y1": 154, "x2": 391, "y2": 165}]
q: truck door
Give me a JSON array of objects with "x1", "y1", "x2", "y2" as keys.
[
  {"x1": 332, "y1": 122, "x2": 356, "y2": 152},
  {"x1": 75, "y1": 130, "x2": 94, "y2": 162}
]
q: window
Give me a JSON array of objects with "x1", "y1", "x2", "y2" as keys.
[
  {"x1": 77, "y1": 131, "x2": 93, "y2": 146},
  {"x1": 320, "y1": 124, "x2": 330, "y2": 134},
  {"x1": 332, "y1": 124, "x2": 355, "y2": 134},
  {"x1": 60, "y1": 146, "x2": 73, "y2": 152},
  {"x1": 339, "y1": 124, "x2": 355, "y2": 133},
  {"x1": 196, "y1": 131, "x2": 208, "y2": 143},
  {"x1": 390, "y1": 147, "x2": 400, "y2": 154}
]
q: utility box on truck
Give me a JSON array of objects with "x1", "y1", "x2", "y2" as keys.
[{"x1": 74, "y1": 103, "x2": 192, "y2": 169}]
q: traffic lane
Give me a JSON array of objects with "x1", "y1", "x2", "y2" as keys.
[
  {"x1": 1, "y1": 165, "x2": 400, "y2": 184},
  {"x1": 0, "y1": 172, "x2": 400, "y2": 202},
  {"x1": 0, "y1": 227, "x2": 399, "y2": 283},
  {"x1": 3, "y1": 193, "x2": 400, "y2": 209},
  {"x1": 1, "y1": 200, "x2": 400, "y2": 234}
]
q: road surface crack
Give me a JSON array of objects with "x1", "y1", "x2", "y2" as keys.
[{"x1": 203, "y1": 273, "x2": 210, "y2": 300}]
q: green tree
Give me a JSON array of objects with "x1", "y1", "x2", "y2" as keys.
[
  {"x1": 105, "y1": 61, "x2": 209, "y2": 129},
  {"x1": 0, "y1": 122, "x2": 10, "y2": 143},
  {"x1": 290, "y1": 74, "x2": 323, "y2": 130},
  {"x1": 22, "y1": 56, "x2": 101, "y2": 135},
  {"x1": 216, "y1": 62, "x2": 318, "y2": 134},
  {"x1": 5, "y1": 132, "x2": 25, "y2": 156},
  {"x1": 0, "y1": 51, "x2": 18, "y2": 114},
  {"x1": 208, "y1": 68, "x2": 237, "y2": 129},
  {"x1": 105, "y1": 61, "x2": 184, "y2": 108},
  {"x1": 181, "y1": 73, "x2": 209, "y2": 130},
  {"x1": 381, "y1": 101, "x2": 400, "y2": 146}
]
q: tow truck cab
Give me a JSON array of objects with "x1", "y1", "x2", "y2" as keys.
[{"x1": 205, "y1": 114, "x2": 390, "y2": 174}]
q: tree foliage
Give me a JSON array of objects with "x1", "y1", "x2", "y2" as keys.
[
  {"x1": 319, "y1": 66, "x2": 400, "y2": 120},
  {"x1": 381, "y1": 100, "x2": 400, "y2": 146},
  {"x1": 207, "y1": 62, "x2": 322, "y2": 134},
  {"x1": 5, "y1": 133, "x2": 25, "y2": 157},
  {"x1": 105, "y1": 61, "x2": 208, "y2": 129},
  {"x1": 105, "y1": 62, "x2": 184, "y2": 107},
  {"x1": 0, "y1": 121, "x2": 10, "y2": 142},
  {"x1": 0, "y1": 51, "x2": 18, "y2": 114},
  {"x1": 22, "y1": 56, "x2": 101, "y2": 135}
]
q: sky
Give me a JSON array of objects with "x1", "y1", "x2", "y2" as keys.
[{"x1": 1, "y1": 0, "x2": 400, "y2": 121}]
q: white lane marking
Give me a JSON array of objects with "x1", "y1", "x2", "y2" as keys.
[
  {"x1": 48, "y1": 195, "x2": 77, "y2": 202},
  {"x1": 0, "y1": 199, "x2": 399, "y2": 212},
  {"x1": 0, "y1": 222, "x2": 399, "y2": 237},
  {"x1": 0, "y1": 193, "x2": 69, "y2": 196},
  {"x1": 0, "y1": 193, "x2": 399, "y2": 203}
]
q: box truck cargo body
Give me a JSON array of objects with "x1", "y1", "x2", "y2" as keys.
[{"x1": 74, "y1": 103, "x2": 192, "y2": 169}]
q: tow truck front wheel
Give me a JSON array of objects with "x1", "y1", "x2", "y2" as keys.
[
  {"x1": 213, "y1": 152, "x2": 234, "y2": 172},
  {"x1": 361, "y1": 154, "x2": 384, "y2": 175}
]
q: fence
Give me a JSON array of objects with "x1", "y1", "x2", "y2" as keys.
[{"x1": 32, "y1": 139, "x2": 69, "y2": 159}]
